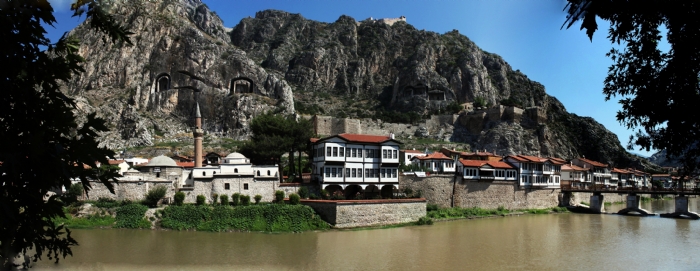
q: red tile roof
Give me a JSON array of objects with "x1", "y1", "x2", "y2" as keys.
[
  {"x1": 562, "y1": 164, "x2": 588, "y2": 171},
  {"x1": 176, "y1": 162, "x2": 195, "y2": 168},
  {"x1": 577, "y1": 157, "x2": 608, "y2": 167},
  {"x1": 460, "y1": 160, "x2": 487, "y2": 167},
  {"x1": 611, "y1": 168, "x2": 630, "y2": 174},
  {"x1": 338, "y1": 133, "x2": 393, "y2": 143},
  {"x1": 487, "y1": 161, "x2": 515, "y2": 169},
  {"x1": 310, "y1": 138, "x2": 319, "y2": 143},
  {"x1": 506, "y1": 155, "x2": 547, "y2": 163},
  {"x1": 413, "y1": 152, "x2": 452, "y2": 160},
  {"x1": 652, "y1": 174, "x2": 671, "y2": 177},
  {"x1": 548, "y1": 157, "x2": 567, "y2": 165},
  {"x1": 108, "y1": 160, "x2": 126, "y2": 165}
]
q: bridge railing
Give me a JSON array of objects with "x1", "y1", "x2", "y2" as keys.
[{"x1": 561, "y1": 184, "x2": 700, "y2": 194}]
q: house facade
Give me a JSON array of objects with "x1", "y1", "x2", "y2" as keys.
[
  {"x1": 504, "y1": 155, "x2": 562, "y2": 188},
  {"x1": 401, "y1": 149, "x2": 426, "y2": 166},
  {"x1": 459, "y1": 160, "x2": 518, "y2": 182},
  {"x1": 571, "y1": 157, "x2": 611, "y2": 186},
  {"x1": 411, "y1": 152, "x2": 456, "y2": 173},
  {"x1": 561, "y1": 164, "x2": 588, "y2": 188},
  {"x1": 310, "y1": 134, "x2": 401, "y2": 195}
]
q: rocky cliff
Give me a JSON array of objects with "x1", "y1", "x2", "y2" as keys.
[{"x1": 64, "y1": 0, "x2": 651, "y2": 168}]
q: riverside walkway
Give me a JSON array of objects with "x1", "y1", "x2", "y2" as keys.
[{"x1": 561, "y1": 185, "x2": 700, "y2": 219}]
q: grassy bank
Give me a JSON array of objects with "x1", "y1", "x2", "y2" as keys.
[
  {"x1": 159, "y1": 204, "x2": 330, "y2": 232},
  {"x1": 427, "y1": 205, "x2": 568, "y2": 220},
  {"x1": 54, "y1": 203, "x2": 151, "y2": 229}
]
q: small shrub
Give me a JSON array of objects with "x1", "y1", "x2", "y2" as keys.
[
  {"x1": 289, "y1": 193, "x2": 300, "y2": 205},
  {"x1": 320, "y1": 189, "x2": 330, "y2": 200},
  {"x1": 309, "y1": 194, "x2": 319, "y2": 200},
  {"x1": 174, "y1": 192, "x2": 185, "y2": 206},
  {"x1": 330, "y1": 190, "x2": 345, "y2": 200},
  {"x1": 254, "y1": 195, "x2": 262, "y2": 204},
  {"x1": 144, "y1": 185, "x2": 167, "y2": 208},
  {"x1": 416, "y1": 216, "x2": 434, "y2": 225},
  {"x1": 231, "y1": 193, "x2": 241, "y2": 206},
  {"x1": 403, "y1": 187, "x2": 414, "y2": 198},
  {"x1": 115, "y1": 203, "x2": 150, "y2": 229},
  {"x1": 196, "y1": 195, "x2": 206, "y2": 206},
  {"x1": 426, "y1": 203, "x2": 439, "y2": 212},
  {"x1": 212, "y1": 193, "x2": 218, "y2": 205},
  {"x1": 414, "y1": 190, "x2": 422, "y2": 198},
  {"x1": 220, "y1": 194, "x2": 229, "y2": 206},
  {"x1": 298, "y1": 186, "x2": 309, "y2": 199},
  {"x1": 275, "y1": 190, "x2": 285, "y2": 204},
  {"x1": 552, "y1": 206, "x2": 569, "y2": 213},
  {"x1": 241, "y1": 195, "x2": 251, "y2": 206},
  {"x1": 94, "y1": 197, "x2": 120, "y2": 208},
  {"x1": 497, "y1": 205, "x2": 506, "y2": 212}
]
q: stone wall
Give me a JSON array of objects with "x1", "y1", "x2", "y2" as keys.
[
  {"x1": 184, "y1": 177, "x2": 280, "y2": 204},
  {"x1": 311, "y1": 114, "x2": 457, "y2": 139},
  {"x1": 302, "y1": 199, "x2": 426, "y2": 228},
  {"x1": 87, "y1": 180, "x2": 175, "y2": 201},
  {"x1": 400, "y1": 174, "x2": 562, "y2": 209}
]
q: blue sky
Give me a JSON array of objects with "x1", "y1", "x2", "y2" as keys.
[{"x1": 45, "y1": 0, "x2": 655, "y2": 157}]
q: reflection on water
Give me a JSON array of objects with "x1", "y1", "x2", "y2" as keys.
[{"x1": 35, "y1": 197, "x2": 700, "y2": 271}]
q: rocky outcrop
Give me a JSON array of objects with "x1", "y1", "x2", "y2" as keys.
[{"x1": 63, "y1": 1, "x2": 651, "y2": 169}]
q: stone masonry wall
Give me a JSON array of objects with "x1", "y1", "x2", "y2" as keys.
[
  {"x1": 400, "y1": 174, "x2": 562, "y2": 209},
  {"x1": 311, "y1": 114, "x2": 457, "y2": 138},
  {"x1": 88, "y1": 181, "x2": 175, "y2": 201},
  {"x1": 185, "y1": 177, "x2": 280, "y2": 204},
  {"x1": 302, "y1": 199, "x2": 426, "y2": 228}
]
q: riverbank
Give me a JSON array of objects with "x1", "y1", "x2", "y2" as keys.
[{"x1": 54, "y1": 201, "x2": 569, "y2": 232}]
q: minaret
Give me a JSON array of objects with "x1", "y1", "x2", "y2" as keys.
[{"x1": 194, "y1": 102, "x2": 203, "y2": 167}]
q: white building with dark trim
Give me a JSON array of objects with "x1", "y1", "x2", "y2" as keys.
[
  {"x1": 310, "y1": 133, "x2": 401, "y2": 198},
  {"x1": 458, "y1": 160, "x2": 518, "y2": 181},
  {"x1": 504, "y1": 155, "x2": 563, "y2": 188},
  {"x1": 411, "y1": 152, "x2": 456, "y2": 173}
]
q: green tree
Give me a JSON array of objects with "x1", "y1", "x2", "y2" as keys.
[
  {"x1": 239, "y1": 112, "x2": 313, "y2": 182},
  {"x1": 0, "y1": 0, "x2": 131, "y2": 268},
  {"x1": 563, "y1": 1, "x2": 700, "y2": 180}
]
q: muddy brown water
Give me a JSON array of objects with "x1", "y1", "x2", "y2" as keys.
[{"x1": 34, "y1": 197, "x2": 700, "y2": 270}]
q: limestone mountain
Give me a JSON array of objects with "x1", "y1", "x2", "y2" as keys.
[{"x1": 63, "y1": 0, "x2": 652, "y2": 169}]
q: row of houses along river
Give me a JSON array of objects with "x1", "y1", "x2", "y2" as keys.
[{"x1": 35, "y1": 197, "x2": 700, "y2": 270}]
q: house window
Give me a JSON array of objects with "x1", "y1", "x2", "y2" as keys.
[
  {"x1": 393, "y1": 169, "x2": 397, "y2": 178},
  {"x1": 393, "y1": 150, "x2": 398, "y2": 159},
  {"x1": 225, "y1": 183, "x2": 230, "y2": 190},
  {"x1": 203, "y1": 172, "x2": 206, "y2": 176},
  {"x1": 352, "y1": 168, "x2": 356, "y2": 177},
  {"x1": 383, "y1": 150, "x2": 387, "y2": 159},
  {"x1": 374, "y1": 169, "x2": 379, "y2": 177},
  {"x1": 358, "y1": 168, "x2": 363, "y2": 177},
  {"x1": 244, "y1": 183, "x2": 249, "y2": 190},
  {"x1": 333, "y1": 147, "x2": 338, "y2": 157},
  {"x1": 366, "y1": 149, "x2": 370, "y2": 158},
  {"x1": 365, "y1": 169, "x2": 370, "y2": 178},
  {"x1": 325, "y1": 167, "x2": 330, "y2": 177},
  {"x1": 339, "y1": 147, "x2": 345, "y2": 157},
  {"x1": 156, "y1": 173, "x2": 160, "y2": 178},
  {"x1": 346, "y1": 168, "x2": 350, "y2": 177},
  {"x1": 257, "y1": 171, "x2": 260, "y2": 176},
  {"x1": 381, "y1": 169, "x2": 386, "y2": 178},
  {"x1": 267, "y1": 170, "x2": 270, "y2": 176},
  {"x1": 352, "y1": 148, "x2": 357, "y2": 157},
  {"x1": 327, "y1": 147, "x2": 331, "y2": 156},
  {"x1": 234, "y1": 168, "x2": 238, "y2": 173},
  {"x1": 332, "y1": 168, "x2": 337, "y2": 177}
]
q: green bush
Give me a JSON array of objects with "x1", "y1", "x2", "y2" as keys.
[
  {"x1": 144, "y1": 185, "x2": 167, "y2": 208},
  {"x1": 231, "y1": 193, "x2": 241, "y2": 206},
  {"x1": 416, "y1": 216, "x2": 434, "y2": 225},
  {"x1": 298, "y1": 186, "x2": 309, "y2": 199},
  {"x1": 174, "y1": 192, "x2": 185, "y2": 206},
  {"x1": 289, "y1": 193, "x2": 300, "y2": 205},
  {"x1": 330, "y1": 190, "x2": 345, "y2": 200},
  {"x1": 275, "y1": 190, "x2": 285, "y2": 203},
  {"x1": 254, "y1": 195, "x2": 262, "y2": 204},
  {"x1": 552, "y1": 206, "x2": 569, "y2": 213},
  {"x1": 53, "y1": 210, "x2": 116, "y2": 229},
  {"x1": 62, "y1": 183, "x2": 84, "y2": 205},
  {"x1": 220, "y1": 194, "x2": 229, "y2": 206},
  {"x1": 196, "y1": 195, "x2": 206, "y2": 205},
  {"x1": 427, "y1": 206, "x2": 509, "y2": 219},
  {"x1": 94, "y1": 197, "x2": 120, "y2": 209},
  {"x1": 426, "y1": 203, "x2": 439, "y2": 212},
  {"x1": 241, "y1": 195, "x2": 251, "y2": 206},
  {"x1": 115, "y1": 204, "x2": 151, "y2": 229},
  {"x1": 160, "y1": 204, "x2": 330, "y2": 232},
  {"x1": 212, "y1": 193, "x2": 219, "y2": 205},
  {"x1": 309, "y1": 194, "x2": 319, "y2": 200},
  {"x1": 320, "y1": 189, "x2": 330, "y2": 199}
]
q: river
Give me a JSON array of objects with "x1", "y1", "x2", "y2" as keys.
[{"x1": 34, "y1": 197, "x2": 700, "y2": 270}]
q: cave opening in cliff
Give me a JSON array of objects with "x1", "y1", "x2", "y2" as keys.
[
  {"x1": 155, "y1": 73, "x2": 170, "y2": 92},
  {"x1": 230, "y1": 77, "x2": 254, "y2": 94},
  {"x1": 428, "y1": 90, "x2": 445, "y2": 101}
]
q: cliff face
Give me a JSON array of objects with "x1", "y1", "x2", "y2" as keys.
[{"x1": 64, "y1": 1, "x2": 649, "y2": 168}]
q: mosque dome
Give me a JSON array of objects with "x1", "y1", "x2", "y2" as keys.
[
  {"x1": 224, "y1": 152, "x2": 249, "y2": 164},
  {"x1": 145, "y1": 155, "x2": 178, "y2": 167}
]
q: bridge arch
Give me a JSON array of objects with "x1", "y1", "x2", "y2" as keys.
[
  {"x1": 154, "y1": 73, "x2": 171, "y2": 93},
  {"x1": 230, "y1": 77, "x2": 255, "y2": 95}
]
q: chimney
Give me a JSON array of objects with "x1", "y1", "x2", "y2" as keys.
[{"x1": 390, "y1": 133, "x2": 395, "y2": 139}]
